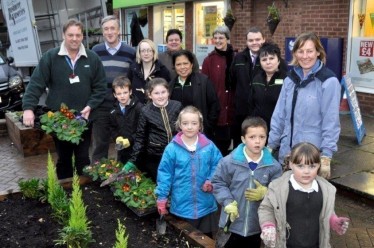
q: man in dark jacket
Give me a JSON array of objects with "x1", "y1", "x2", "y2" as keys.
[
  {"x1": 231, "y1": 27, "x2": 287, "y2": 147},
  {"x1": 22, "y1": 19, "x2": 107, "y2": 179}
]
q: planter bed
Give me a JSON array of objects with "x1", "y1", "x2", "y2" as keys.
[{"x1": 0, "y1": 181, "x2": 197, "y2": 248}]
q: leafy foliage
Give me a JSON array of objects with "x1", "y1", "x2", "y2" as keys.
[
  {"x1": 18, "y1": 178, "x2": 43, "y2": 199},
  {"x1": 83, "y1": 158, "x2": 122, "y2": 181},
  {"x1": 113, "y1": 219, "x2": 128, "y2": 248},
  {"x1": 56, "y1": 173, "x2": 94, "y2": 248},
  {"x1": 47, "y1": 152, "x2": 70, "y2": 224},
  {"x1": 267, "y1": 2, "x2": 280, "y2": 21},
  {"x1": 113, "y1": 171, "x2": 156, "y2": 209},
  {"x1": 40, "y1": 103, "x2": 88, "y2": 145}
]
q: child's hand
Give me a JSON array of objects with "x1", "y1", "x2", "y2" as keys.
[
  {"x1": 157, "y1": 199, "x2": 169, "y2": 215},
  {"x1": 202, "y1": 180, "x2": 213, "y2": 192},
  {"x1": 224, "y1": 201, "x2": 239, "y2": 222},
  {"x1": 122, "y1": 161, "x2": 137, "y2": 173},
  {"x1": 244, "y1": 180, "x2": 267, "y2": 201},
  {"x1": 261, "y1": 223, "x2": 276, "y2": 248},
  {"x1": 330, "y1": 214, "x2": 349, "y2": 235}
]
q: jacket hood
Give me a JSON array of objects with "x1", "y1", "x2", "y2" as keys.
[{"x1": 172, "y1": 131, "x2": 211, "y2": 150}]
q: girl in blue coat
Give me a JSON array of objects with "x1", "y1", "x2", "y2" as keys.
[{"x1": 155, "y1": 106, "x2": 222, "y2": 237}]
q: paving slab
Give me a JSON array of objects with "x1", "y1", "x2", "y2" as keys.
[
  {"x1": 332, "y1": 149, "x2": 374, "y2": 178},
  {"x1": 332, "y1": 171, "x2": 374, "y2": 200}
]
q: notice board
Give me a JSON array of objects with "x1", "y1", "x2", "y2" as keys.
[{"x1": 341, "y1": 75, "x2": 366, "y2": 144}]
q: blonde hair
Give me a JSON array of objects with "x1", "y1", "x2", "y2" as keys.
[
  {"x1": 290, "y1": 32, "x2": 326, "y2": 66},
  {"x1": 136, "y1": 39, "x2": 158, "y2": 63},
  {"x1": 175, "y1": 106, "x2": 203, "y2": 132}
]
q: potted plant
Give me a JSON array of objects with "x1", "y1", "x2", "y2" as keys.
[
  {"x1": 267, "y1": 2, "x2": 281, "y2": 36},
  {"x1": 224, "y1": 9, "x2": 236, "y2": 31}
]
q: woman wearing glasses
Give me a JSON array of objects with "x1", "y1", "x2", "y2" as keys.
[{"x1": 128, "y1": 39, "x2": 170, "y2": 103}]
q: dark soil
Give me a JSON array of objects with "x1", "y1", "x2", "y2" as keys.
[{"x1": 0, "y1": 181, "x2": 190, "y2": 248}]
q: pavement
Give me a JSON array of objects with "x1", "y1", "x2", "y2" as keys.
[{"x1": 0, "y1": 113, "x2": 373, "y2": 247}]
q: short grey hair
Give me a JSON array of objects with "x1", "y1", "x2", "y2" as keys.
[
  {"x1": 213, "y1": 26, "x2": 230, "y2": 40},
  {"x1": 101, "y1": 15, "x2": 120, "y2": 28}
]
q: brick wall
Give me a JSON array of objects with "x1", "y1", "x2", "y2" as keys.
[
  {"x1": 357, "y1": 93, "x2": 374, "y2": 116},
  {"x1": 230, "y1": 0, "x2": 349, "y2": 66}
]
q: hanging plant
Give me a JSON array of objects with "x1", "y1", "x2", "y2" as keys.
[
  {"x1": 223, "y1": 9, "x2": 236, "y2": 31},
  {"x1": 267, "y1": 2, "x2": 281, "y2": 36}
]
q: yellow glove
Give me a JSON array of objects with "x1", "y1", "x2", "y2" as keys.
[
  {"x1": 319, "y1": 156, "x2": 331, "y2": 179},
  {"x1": 224, "y1": 200, "x2": 239, "y2": 222},
  {"x1": 115, "y1": 136, "x2": 130, "y2": 149},
  {"x1": 245, "y1": 180, "x2": 267, "y2": 201}
]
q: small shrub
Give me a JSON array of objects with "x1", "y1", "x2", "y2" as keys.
[
  {"x1": 56, "y1": 172, "x2": 94, "y2": 248},
  {"x1": 18, "y1": 178, "x2": 42, "y2": 199},
  {"x1": 113, "y1": 219, "x2": 128, "y2": 248},
  {"x1": 47, "y1": 152, "x2": 70, "y2": 224}
]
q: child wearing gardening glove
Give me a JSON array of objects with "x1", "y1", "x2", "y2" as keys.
[
  {"x1": 109, "y1": 77, "x2": 143, "y2": 164},
  {"x1": 259, "y1": 142, "x2": 350, "y2": 248},
  {"x1": 125, "y1": 78, "x2": 182, "y2": 181},
  {"x1": 155, "y1": 106, "x2": 222, "y2": 238},
  {"x1": 212, "y1": 117, "x2": 282, "y2": 248}
]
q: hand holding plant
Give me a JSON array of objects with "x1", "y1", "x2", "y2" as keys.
[{"x1": 40, "y1": 103, "x2": 88, "y2": 145}]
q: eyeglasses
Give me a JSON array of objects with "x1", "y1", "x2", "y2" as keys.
[{"x1": 140, "y1": 49, "x2": 153, "y2": 54}]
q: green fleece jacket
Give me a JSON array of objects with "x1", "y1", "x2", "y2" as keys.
[{"x1": 22, "y1": 47, "x2": 107, "y2": 112}]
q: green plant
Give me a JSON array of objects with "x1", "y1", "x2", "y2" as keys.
[
  {"x1": 38, "y1": 178, "x2": 49, "y2": 203},
  {"x1": 113, "y1": 219, "x2": 128, "y2": 248},
  {"x1": 224, "y1": 9, "x2": 235, "y2": 21},
  {"x1": 40, "y1": 103, "x2": 88, "y2": 145},
  {"x1": 113, "y1": 170, "x2": 156, "y2": 209},
  {"x1": 267, "y1": 2, "x2": 280, "y2": 21},
  {"x1": 83, "y1": 158, "x2": 122, "y2": 181},
  {"x1": 47, "y1": 151, "x2": 70, "y2": 224},
  {"x1": 18, "y1": 178, "x2": 42, "y2": 199},
  {"x1": 56, "y1": 172, "x2": 94, "y2": 248}
]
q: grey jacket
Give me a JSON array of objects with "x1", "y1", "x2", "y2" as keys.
[
  {"x1": 212, "y1": 144, "x2": 282, "y2": 237},
  {"x1": 258, "y1": 170, "x2": 337, "y2": 248}
]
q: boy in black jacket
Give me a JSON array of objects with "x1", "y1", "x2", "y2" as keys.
[{"x1": 109, "y1": 76, "x2": 143, "y2": 163}]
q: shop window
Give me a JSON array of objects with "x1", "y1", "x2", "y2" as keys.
[
  {"x1": 194, "y1": 1, "x2": 224, "y2": 66},
  {"x1": 348, "y1": 0, "x2": 374, "y2": 90}
]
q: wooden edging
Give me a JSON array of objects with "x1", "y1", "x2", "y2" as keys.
[{"x1": 164, "y1": 214, "x2": 215, "y2": 248}]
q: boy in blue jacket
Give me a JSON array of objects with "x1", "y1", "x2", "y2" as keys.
[{"x1": 212, "y1": 116, "x2": 282, "y2": 247}]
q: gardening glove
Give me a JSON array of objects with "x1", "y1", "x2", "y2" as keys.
[
  {"x1": 330, "y1": 214, "x2": 350, "y2": 235},
  {"x1": 319, "y1": 156, "x2": 331, "y2": 179},
  {"x1": 261, "y1": 223, "x2": 276, "y2": 248},
  {"x1": 224, "y1": 200, "x2": 239, "y2": 222},
  {"x1": 115, "y1": 136, "x2": 130, "y2": 150},
  {"x1": 157, "y1": 199, "x2": 168, "y2": 215},
  {"x1": 122, "y1": 161, "x2": 137, "y2": 173},
  {"x1": 245, "y1": 180, "x2": 267, "y2": 201},
  {"x1": 202, "y1": 180, "x2": 213, "y2": 193}
]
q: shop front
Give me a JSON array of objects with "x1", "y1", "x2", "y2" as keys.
[{"x1": 347, "y1": 0, "x2": 374, "y2": 94}]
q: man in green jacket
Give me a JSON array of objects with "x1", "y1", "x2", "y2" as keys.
[{"x1": 22, "y1": 19, "x2": 107, "y2": 179}]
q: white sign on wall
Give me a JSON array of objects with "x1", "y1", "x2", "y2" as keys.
[{"x1": 1, "y1": 0, "x2": 41, "y2": 66}]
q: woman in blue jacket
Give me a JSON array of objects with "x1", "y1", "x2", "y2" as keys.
[{"x1": 268, "y1": 32, "x2": 341, "y2": 179}]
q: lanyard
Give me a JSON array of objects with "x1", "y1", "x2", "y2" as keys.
[{"x1": 65, "y1": 56, "x2": 76, "y2": 78}]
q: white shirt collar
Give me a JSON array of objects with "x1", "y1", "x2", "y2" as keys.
[
  {"x1": 105, "y1": 41, "x2": 121, "y2": 55},
  {"x1": 243, "y1": 146, "x2": 263, "y2": 164},
  {"x1": 58, "y1": 41, "x2": 87, "y2": 58},
  {"x1": 290, "y1": 174, "x2": 319, "y2": 193}
]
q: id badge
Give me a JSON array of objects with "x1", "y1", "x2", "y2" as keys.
[{"x1": 69, "y1": 75, "x2": 80, "y2": 84}]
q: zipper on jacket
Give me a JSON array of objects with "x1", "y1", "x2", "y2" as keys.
[{"x1": 244, "y1": 170, "x2": 254, "y2": 235}]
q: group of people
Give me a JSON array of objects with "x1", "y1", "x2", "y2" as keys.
[{"x1": 21, "y1": 15, "x2": 348, "y2": 247}]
